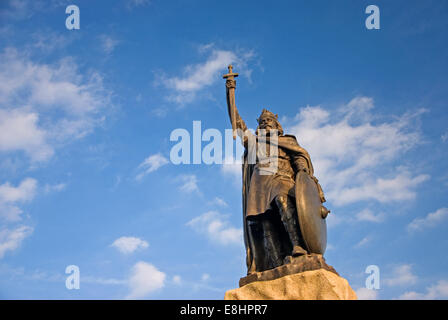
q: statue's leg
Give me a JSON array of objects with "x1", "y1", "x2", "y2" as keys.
[
  {"x1": 275, "y1": 195, "x2": 308, "y2": 256},
  {"x1": 247, "y1": 217, "x2": 266, "y2": 272},
  {"x1": 261, "y1": 212, "x2": 285, "y2": 269}
]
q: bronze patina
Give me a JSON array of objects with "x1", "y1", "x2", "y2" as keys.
[{"x1": 223, "y1": 65, "x2": 330, "y2": 278}]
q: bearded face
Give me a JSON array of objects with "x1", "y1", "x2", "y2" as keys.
[
  {"x1": 256, "y1": 110, "x2": 284, "y2": 136},
  {"x1": 258, "y1": 116, "x2": 276, "y2": 131}
]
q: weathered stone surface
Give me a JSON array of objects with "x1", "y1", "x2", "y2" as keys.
[
  {"x1": 225, "y1": 269, "x2": 357, "y2": 300},
  {"x1": 239, "y1": 253, "x2": 337, "y2": 287}
]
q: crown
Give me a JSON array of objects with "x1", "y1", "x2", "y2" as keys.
[{"x1": 257, "y1": 108, "x2": 278, "y2": 123}]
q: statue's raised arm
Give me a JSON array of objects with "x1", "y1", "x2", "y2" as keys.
[{"x1": 223, "y1": 65, "x2": 249, "y2": 142}]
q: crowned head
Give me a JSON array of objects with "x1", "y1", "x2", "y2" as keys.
[{"x1": 256, "y1": 108, "x2": 284, "y2": 135}]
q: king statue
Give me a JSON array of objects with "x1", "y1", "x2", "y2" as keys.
[{"x1": 223, "y1": 65, "x2": 330, "y2": 275}]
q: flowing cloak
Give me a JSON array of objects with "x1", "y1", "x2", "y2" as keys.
[{"x1": 241, "y1": 134, "x2": 324, "y2": 273}]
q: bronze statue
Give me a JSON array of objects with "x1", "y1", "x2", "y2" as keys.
[{"x1": 223, "y1": 65, "x2": 330, "y2": 276}]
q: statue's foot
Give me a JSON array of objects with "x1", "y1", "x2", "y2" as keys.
[{"x1": 292, "y1": 245, "x2": 308, "y2": 257}]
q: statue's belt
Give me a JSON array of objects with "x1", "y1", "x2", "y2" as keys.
[{"x1": 256, "y1": 164, "x2": 295, "y2": 179}]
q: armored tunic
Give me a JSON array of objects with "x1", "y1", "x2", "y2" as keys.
[{"x1": 246, "y1": 137, "x2": 299, "y2": 217}]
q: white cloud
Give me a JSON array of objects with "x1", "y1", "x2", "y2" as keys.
[
  {"x1": 398, "y1": 280, "x2": 448, "y2": 300},
  {"x1": 340, "y1": 96, "x2": 375, "y2": 122},
  {"x1": 355, "y1": 287, "x2": 378, "y2": 300},
  {"x1": 126, "y1": 261, "x2": 166, "y2": 299},
  {"x1": 163, "y1": 49, "x2": 235, "y2": 93},
  {"x1": 0, "y1": 0, "x2": 37, "y2": 20},
  {"x1": 333, "y1": 171, "x2": 429, "y2": 206},
  {"x1": 160, "y1": 45, "x2": 255, "y2": 106},
  {"x1": 407, "y1": 207, "x2": 448, "y2": 232},
  {"x1": 356, "y1": 208, "x2": 385, "y2": 223},
  {"x1": 151, "y1": 107, "x2": 167, "y2": 118},
  {"x1": 0, "y1": 178, "x2": 37, "y2": 203},
  {"x1": 136, "y1": 153, "x2": 169, "y2": 180},
  {"x1": 0, "y1": 178, "x2": 37, "y2": 222},
  {"x1": 208, "y1": 197, "x2": 228, "y2": 207},
  {"x1": 0, "y1": 109, "x2": 53, "y2": 162},
  {"x1": 287, "y1": 98, "x2": 428, "y2": 207},
  {"x1": 384, "y1": 264, "x2": 418, "y2": 287},
  {"x1": 31, "y1": 30, "x2": 68, "y2": 53},
  {"x1": 187, "y1": 211, "x2": 243, "y2": 246},
  {"x1": 43, "y1": 183, "x2": 66, "y2": 194},
  {"x1": 354, "y1": 236, "x2": 371, "y2": 248},
  {"x1": 0, "y1": 225, "x2": 33, "y2": 258},
  {"x1": 99, "y1": 34, "x2": 120, "y2": 54},
  {"x1": 111, "y1": 236, "x2": 149, "y2": 254},
  {"x1": 0, "y1": 48, "x2": 110, "y2": 162},
  {"x1": 178, "y1": 174, "x2": 200, "y2": 194}
]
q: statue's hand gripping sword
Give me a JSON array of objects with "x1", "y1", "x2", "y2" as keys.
[{"x1": 223, "y1": 65, "x2": 239, "y2": 139}]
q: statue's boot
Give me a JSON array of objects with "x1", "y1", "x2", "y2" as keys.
[
  {"x1": 276, "y1": 195, "x2": 308, "y2": 257},
  {"x1": 284, "y1": 215, "x2": 307, "y2": 257},
  {"x1": 262, "y1": 216, "x2": 285, "y2": 268}
]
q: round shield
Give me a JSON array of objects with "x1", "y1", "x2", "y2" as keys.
[{"x1": 295, "y1": 171, "x2": 327, "y2": 254}]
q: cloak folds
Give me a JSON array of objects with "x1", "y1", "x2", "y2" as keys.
[{"x1": 241, "y1": 134, "x2": 323, "y2": 273}]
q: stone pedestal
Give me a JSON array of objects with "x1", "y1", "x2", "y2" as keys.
[
  {"x1": 225, "y1": 255, "x2": 357, "y2": 300},
  {"x1": 225, "y1": 269, "x2": 357, "y2": 300}
]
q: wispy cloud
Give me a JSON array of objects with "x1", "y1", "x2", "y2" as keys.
[
  {"x1": 31, "y1": 30, "x2": 70, "y2": 53},
  {"x1": 354, "y1": 236, "x2": 371, "y2": 248},
  {"x1": 178, "y1": 174, "x2": 200, "y2": 194},
  {"x1": 99, "y1": 34, "x2": 120, "y2": 54},
  {"x1": 159, "y1": 45, "x2": 255, "y2": 106},
  {"x1": 208, "y1": 197, "x2": 228, "y2": 207},
  {"x1": 0, "y1": 225, "x2": 33, "y2": 259},
  {"x1": 384, "y1": 264, "x2": 418, "y2": 287},
  {"x1": 0, "y1": 0, "x2": 38, "y2": 21},
  {"x1": 136, "y1": 153, "x2": 169, "y2": 180},
  {"x1": 356, "y1": 208, "x2": 385, "y2": 223},
  {"x1": 187, "y1": 211, "x2": 243, "y2": 246},
  {"x1": 407, "y1": 207, "x2": 448, "y2": 233},
  {"x1": 43, "y1": 183, "x2": 66, "y2": 194}
]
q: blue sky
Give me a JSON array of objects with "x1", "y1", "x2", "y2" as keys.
[{"x1": 0, "y1": 0, "x2": 447, "y2": 299}]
